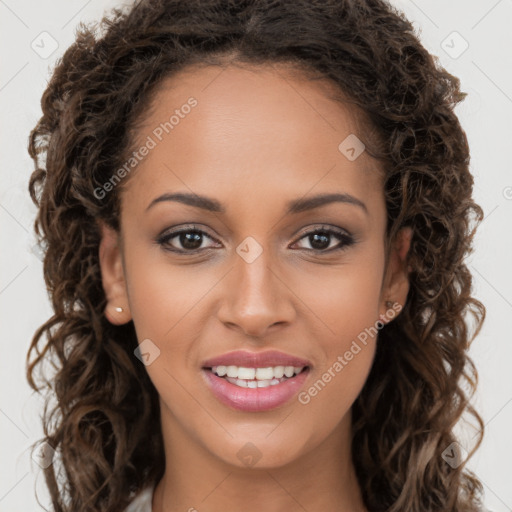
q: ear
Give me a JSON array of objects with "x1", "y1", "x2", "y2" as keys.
[
  {"x1": 97, "y1": 220, "x2": 132, "y2": 325},
  {"x1": 379, "y1": 226, "x2": 413, "y2": 324}
]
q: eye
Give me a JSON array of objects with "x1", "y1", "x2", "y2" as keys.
[
  {"x1": 156, "y1": 225, "x2": 220, "y2": 253},
  {"x1": 291, "y1": 225, "x2": 355, "y2": 253}
]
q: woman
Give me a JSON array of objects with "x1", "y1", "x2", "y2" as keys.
[{"x1": 26, "y1": 0, "x2": 487, "y2": 511}]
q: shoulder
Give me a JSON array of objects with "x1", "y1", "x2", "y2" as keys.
[{"x1": 124, "y1": 484, "x2": 155, "y2": 512}]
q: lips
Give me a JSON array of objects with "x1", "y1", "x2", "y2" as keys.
[
  {"x1": 201, "y1": 350, "x2": 312, "y2": 412},
  {"x1": 202, "y1": 349, "x2": 312, "y2": 369}
]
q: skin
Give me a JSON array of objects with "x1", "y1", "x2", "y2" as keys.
[{"x1": 99, "y1": 62, "x2": 412, "y2": 512}]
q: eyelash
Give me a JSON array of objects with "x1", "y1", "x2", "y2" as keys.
[{"x1": 156, "y1": 224, "x2": 356, "y2": 255}]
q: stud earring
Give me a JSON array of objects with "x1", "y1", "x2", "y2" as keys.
[
  {"x1": 115, "y1": 306, "x2": 124, "y2": 313},
  {"x1": 385, "y1": 301, "x2": 394, "y2": 309}
]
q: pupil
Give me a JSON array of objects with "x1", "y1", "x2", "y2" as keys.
[
  {"x1": 310, "y1": 232, "x2": 329, "y2": 250},
  {"x1": 181, "y1": 232, "x2": 202, "y2": 249}
]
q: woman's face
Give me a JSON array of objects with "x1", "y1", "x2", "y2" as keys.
[{"x1": 100, "y1": 62, "x2": 411, "y2": 469}]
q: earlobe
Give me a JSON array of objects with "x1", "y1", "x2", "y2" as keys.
[{"x1": 97, "y1": 220, "x2": 132, "y2": 325}]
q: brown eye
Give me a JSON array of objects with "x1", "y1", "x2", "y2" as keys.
[
  {"x1": 292, "y1": 226, "x2": 355, "y2": 253},
  {"x1": 157, "y1": 226, "x2": 220, "y2": 253}
]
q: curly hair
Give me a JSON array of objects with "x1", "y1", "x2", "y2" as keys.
[{"x1": 26, "y1": 0, "x2": 487, "y2": 511}]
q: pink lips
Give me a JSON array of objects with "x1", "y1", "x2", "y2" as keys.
[{"x1": 201, "y1": 350, "x2": 311, "y2": 412}]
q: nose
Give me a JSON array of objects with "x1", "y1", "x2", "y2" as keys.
[{"x1": 217, "y1": 249, "x2": 296, "y2": 339}]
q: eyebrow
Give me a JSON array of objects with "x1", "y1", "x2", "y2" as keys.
[{"x1": 145, "y1": 191, "x2": 368, "y2": 215}]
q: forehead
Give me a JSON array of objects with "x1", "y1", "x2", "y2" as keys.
[{"x1": 122, "y1": 62, "x2": 385, "y2": 219}]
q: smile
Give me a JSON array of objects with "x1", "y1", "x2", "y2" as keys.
[{"x1": 201, "y1": 349, "x2": 312, "y2": 412}]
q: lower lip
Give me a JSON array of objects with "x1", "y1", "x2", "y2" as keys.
[{"x1": 202, "y1": 368, "x2": 310, "y2": 412}]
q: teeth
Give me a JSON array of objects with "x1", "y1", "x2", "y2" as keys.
[
  {"x1": 284, "y1": 367, "x2": 294, "y2": 378},
  {"x1": 216, "y1": 365, "x2": 227, "y2": 377},
  {"x1": 238, "y1": 367, "x2": 256, "y2": 380},
  {"x1": 274, "y1": 366, "x2": 285, "y2": 378},
  {"x1": 211, "y1": 365, "x2": 306, "y2": 381},
  {"x1": 226, "y1": 365, "x2": 238, "y2": 378},
  {"x1": 255, "y1": 367, "x2": 273, "y2": 380}
]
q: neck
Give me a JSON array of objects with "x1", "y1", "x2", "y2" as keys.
[{"x1": 152, "y1": 403, "x2": 367, "y2": 512}]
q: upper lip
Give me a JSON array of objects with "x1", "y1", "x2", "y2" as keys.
[{"x1": 202, "y1": 350, "x2": 311, "y2": 369}]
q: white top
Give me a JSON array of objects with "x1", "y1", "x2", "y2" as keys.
[
  {"x1": 124, "y1": 484, "x2": 155, "y2": 512},
  {"x1": 121, "y1": 482, "x2": 494, "y2": 512}
]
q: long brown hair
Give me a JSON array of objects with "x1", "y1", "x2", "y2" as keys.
[{"x1": 27, "y1": 0, "x2": 486, "y2": 510}]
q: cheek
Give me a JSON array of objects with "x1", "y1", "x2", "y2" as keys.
[
  {"x1": 296, "y1": 268, "x2": 382, "y2": 437},
  {"x1": 293, "y1": 250, "x2": 385, "y2": 340},
  {"x1": 123, "y1": 248, "x2": 209, "y2": 412},
  {"x1": 124, "y1": 246, "x2": 216, "y2": 342},
  {"x1": 293, "y1": 251, "x2": 383, "y2": 407}
]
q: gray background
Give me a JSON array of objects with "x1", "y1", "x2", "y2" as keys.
[{"x1": 1, "y1": 0, "x2": 511, "y2": 510}]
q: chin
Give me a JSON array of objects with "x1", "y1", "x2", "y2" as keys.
[{"x1": 208, "y1": 433, "x2": 308, "y2": 470}]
